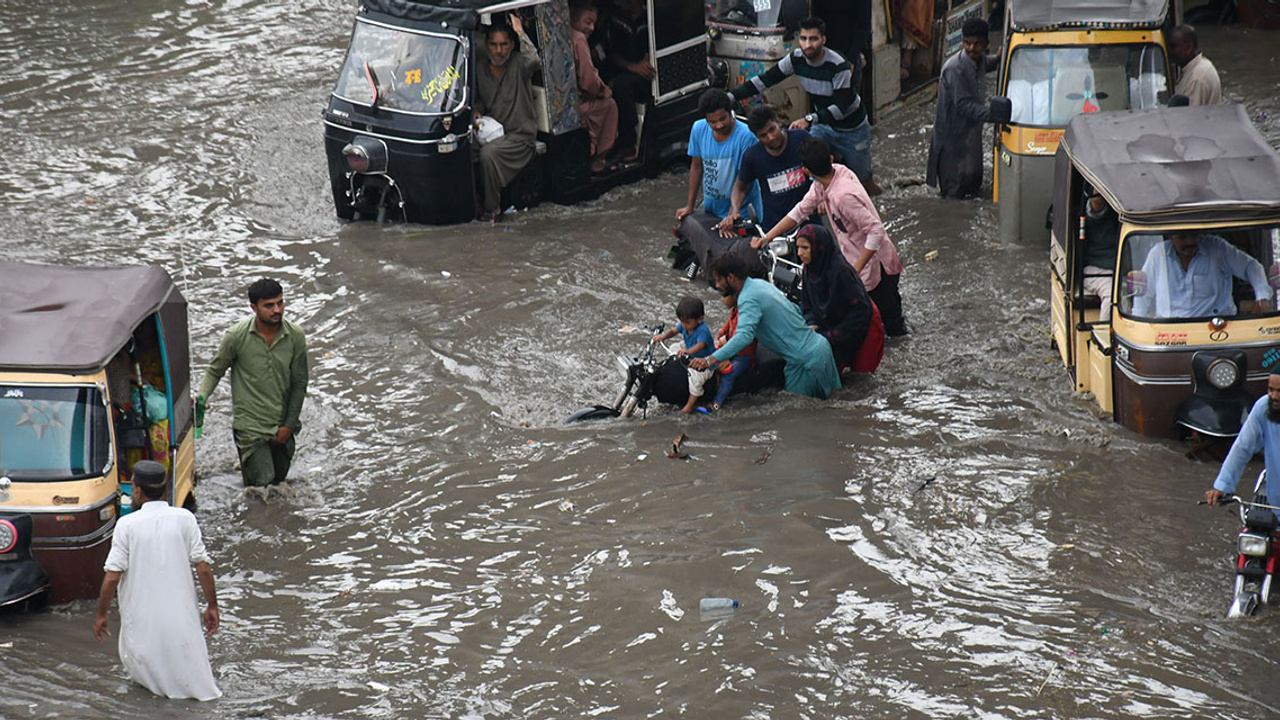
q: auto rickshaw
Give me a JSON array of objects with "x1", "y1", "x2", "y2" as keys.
[
  {"x1": 1050, "y1": 105, "x2": 1280, "y2": 439},
  {"x1": 0, "y1": 262, "x2": 196, "y2": 605},
  {"x1": 992, "y1": 0, "x2": 1172, "y2": 244},
  {"x1": 324, "y1": 0, "x2": 710, "y2": 224}
]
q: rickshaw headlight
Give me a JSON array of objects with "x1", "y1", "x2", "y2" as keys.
[
  {"x1": 1206, "y1": 358, "x2": 1240, "y2": 390},
  {"x1": 767, "y1": 238, "x2": 790, "y2": 257},
  {"x1": 1238, "y1": 532, "x2": 1270, "y2": 557},
  {"x1": 342, "y1": 136, "x2": 388, "y2": 175},
  {"x1": 0, "y1": 519, "x2": 17, "y2": 554}
]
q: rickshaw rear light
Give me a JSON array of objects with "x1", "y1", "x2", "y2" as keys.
[
  {"x1": 342, "y1": 136, "x2": 388, "y2": 175},
  {"x1": 1207, "y1": 358, "x2": 1240, "y2": 390},
  {"x1": 0, "y1": 519, "x2": 17, "y2": 554}
]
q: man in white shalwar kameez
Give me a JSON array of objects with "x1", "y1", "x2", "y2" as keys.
[{"x1": 94, "y1": 461, "x2": 222, "y2": 701}]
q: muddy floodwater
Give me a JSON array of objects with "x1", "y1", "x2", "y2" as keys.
[{"x1": 2, "y1": 2, "x2": 1279, "y2": 717}]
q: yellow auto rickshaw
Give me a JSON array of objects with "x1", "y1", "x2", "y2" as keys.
[
  {"x1": 994, "y1": 0, "x2": 1172, "y2": 244},
  {"x1": 0, "y1": 262, "x2": 196, "y2": 605},
  {"x1": 1051, "y1": 105, "x2": 1280, "y2": 439}
]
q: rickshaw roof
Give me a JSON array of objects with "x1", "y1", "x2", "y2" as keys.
[
  {"x1": 1009, "y1": 0, "x2": 1168, "y2": 30},
  {"x1": 1060, "y1": 105, "x2": 1280, "y2": 224},
  {"x1": 362, "y1": 0, "x2": 552, "y2": 32},
  {"x1": 0, "y1": 262, "x2": 181, "y2": 374}
]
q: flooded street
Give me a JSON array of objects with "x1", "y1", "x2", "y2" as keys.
[{"x1": 2, "y1": 1, "x2": 1279, "y2": 717}]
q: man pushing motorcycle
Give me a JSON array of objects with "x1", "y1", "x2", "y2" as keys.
[{"x1": 1204, "y1": 367, "x2": 1280, "y2": 508}]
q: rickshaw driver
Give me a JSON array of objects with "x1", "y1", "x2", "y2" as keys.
[
  {"x1": 1130, "y1": 232, "x2": 1273, "y2": 318},
  {"x1": 473, "y1": 15, "x2": 541, "y2": 221},
  {"x1": 1204, "y1": 367, "x2": 1280, "y2": 509}
]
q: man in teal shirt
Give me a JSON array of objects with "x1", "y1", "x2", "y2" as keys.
[
  {"x1": 690, "y1": 254, "x2": 840, "y2": 399},
  {"x1": 197, "y1": 279, "x2": 309, "y2": 487}
]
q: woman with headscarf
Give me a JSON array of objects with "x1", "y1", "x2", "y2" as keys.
[{"x1": 797, "y1": 223, "x2": 884, "y2": 373}]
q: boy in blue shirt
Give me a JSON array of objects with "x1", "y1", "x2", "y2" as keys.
[
  {"x1": 675, "y1": 89, "x2": 764, "y2": 281},
  {"x1": 655, "y1": 297, "x2": 717, "y2": 413}
]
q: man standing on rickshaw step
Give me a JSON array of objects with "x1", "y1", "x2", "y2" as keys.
[
  {"x1": 729, "y1": 15, "x2": 882, "y2": 197},
  {"x1": 198, "y1": 278, "x2": 309, "y2": 488},
  {"x1": 473, "y1": 15, "x2": 541, "y2": 221}
]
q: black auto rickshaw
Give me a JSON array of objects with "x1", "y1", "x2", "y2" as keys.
[
  {"x1": 0, "y1": 262, "x2": 196, "y2": 605},
  {"x1": 324, "y1": 0, "x2": 711, "y2": 224},
  {"x1": 1050, "y1": 105, "x2": 1280, "y2": 439}
]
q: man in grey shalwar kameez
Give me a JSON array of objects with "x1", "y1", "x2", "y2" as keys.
[
  {"x1": 926, "y1": 19, "x2": 999, "y2": 199},
  {"x1": 474, "y1": 16, "x2": 541, "y2": 220}
]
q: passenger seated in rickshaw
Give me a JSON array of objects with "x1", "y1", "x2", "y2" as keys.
[
  {"x1": 570, "y1": 2, "x2": 619, "y2": 175},
  {"x1": 1130, "y1": 232, "x2": 1273, "y2": 318},
  {"x1": 1081, "y1": 188, "x2": 1120, "y2": 320},
  {"x1": 599, "y1": 0, "x2": 653, "y2": 163},
  {"x1": 474, "y1": 16, "x2": 541, "y2": 221}
]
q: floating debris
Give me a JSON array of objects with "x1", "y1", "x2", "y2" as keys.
[{"x1": 668, "y1": 433, "x2": 689, "y2": 459}]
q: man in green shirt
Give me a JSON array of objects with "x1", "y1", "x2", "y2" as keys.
[{"x1": 197, "y1": 279, "x2": 309, "y2": 487}]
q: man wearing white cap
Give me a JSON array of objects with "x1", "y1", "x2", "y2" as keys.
[{"x1": 93, "y1": 460, "x2": 222, "y2": 700}]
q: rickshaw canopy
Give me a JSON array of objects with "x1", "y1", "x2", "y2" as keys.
[
  {"x1": 0, "y1": 262, "x2": 186, "y2": 374},
  {"x1": 1056, "y1": 104, "x2": 1280, "y2": 232},
  {"x1": 361, "y1": 0, "x2": 556, "y2": 33},
  {"x1": 1009, "y1": 0, "x2": 1168, "y2": 30}
]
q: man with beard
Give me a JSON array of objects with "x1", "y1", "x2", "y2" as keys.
[
  {"x1": 473, "y1": 16, "x2": 541, "y2": 221},
  {"x1": 926, "y1": 19, "x2": 1000, "y2": 199},
  {"x1": 1130, "y1": 233, "x2": 1271, "y2": 319},
  {"x1": 198, "y1": 278, "x2": 309, "y2": 487},
  {"x1": 716, "y1": 105, "x2": 812, "y2": 235},
  {"x1": 689, "y1": 254, "x2": 840, "y2": 399},
  {"x1": 1205, "y1": 368, "x2": 1280, "y2": 508},
  {"x1": 729, "y1": 16, "x2": 881, "y2": 196}
]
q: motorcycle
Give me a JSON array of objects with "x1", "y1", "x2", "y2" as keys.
[
  {"x1": 564, "y1": 324, "x2": 786, "y2": 422},
  {"x1": 1205, "y1": 470, "x2": 1280, "y2": 618},
  {"x1": 668, "y1": 220, "x2": 804, "y2": 302}
]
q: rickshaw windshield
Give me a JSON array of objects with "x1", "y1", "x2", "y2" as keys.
[
  {"x1": 0, "y1": 385, "x2": 110, "y2": 482},
  {"x1": 1007, "y1": 44, "x2": 1167, "y2": 127},
  {"x1": 1117, "y1": 226, "x2": 1280, "y2": 321},
  {"x1": 334, "y1": 22, "x2": 466, "y2": 114}
]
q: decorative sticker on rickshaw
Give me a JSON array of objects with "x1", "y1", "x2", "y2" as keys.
[
  {"x1": 1153, "y1": 332, "x2": 1188, "y2": 346},
  {"x1": 421, "y1": 65, "x2": 460, "y2": 105},
  {"x1": 1261, "y1": 346, "x2": 1280, "y2": 369}
]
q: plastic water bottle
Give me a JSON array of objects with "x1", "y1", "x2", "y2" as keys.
[
  {"x1": 699, "y1": 597, "x2": 739, "y2": 613},
  {"x1": 194, "y1": 395, "x2": 206, "y2": 439}
]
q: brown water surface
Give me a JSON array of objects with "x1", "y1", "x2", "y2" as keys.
[{"x1": 0, "y1": 4, "x2": 1278, "y2": 717}]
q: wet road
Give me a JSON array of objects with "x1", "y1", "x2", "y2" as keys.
[{"x1": 1, "y1": 2, "x2": 1279, "y2": 717}]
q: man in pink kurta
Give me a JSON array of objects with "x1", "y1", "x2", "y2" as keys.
[
  {"x1": 570, "y1": 5, "x2": 618, "y2": 173},
  {"x1": 755, "y1": 136, "x2": 909, "y2": 336}
]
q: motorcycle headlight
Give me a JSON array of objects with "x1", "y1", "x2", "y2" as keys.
[
  {"x1": 767, "y1": 238, "x2": 790, "y2": 257},
  {"x1": 1238, "y1": 532, "x2": 1270, "y2": 557},
  {"x1": 0, "y1": 519, "x2": 16, "y2": 554},
  {"x1": 1206, "y1": 358, "x2": 1240, "y2": 390},
  {"x1": 342, "y1": 136, "x2": 388, "y2": 175}
]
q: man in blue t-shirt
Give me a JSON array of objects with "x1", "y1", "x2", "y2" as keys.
[
  {"x1": 676, "y1": 89, "x2": 764, "y2": 281},
  {"x1": 717, "y1": 105, "x2": 812, "y2": 235}
]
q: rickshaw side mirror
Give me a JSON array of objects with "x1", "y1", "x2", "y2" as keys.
[
  {"x1": 989, "y1": 96, "x2": 1012, "y2": 125},
  {"x1": 1124, "y1": 270, "x2": 1148, "y2": 298}
]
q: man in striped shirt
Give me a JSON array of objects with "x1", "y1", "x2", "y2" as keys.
[{"x1": 729, "y1": 15, "x2": 881, "y2": 196}]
